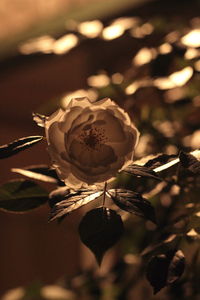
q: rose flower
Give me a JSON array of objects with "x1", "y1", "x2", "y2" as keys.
[{"x1": 45, "y1": 97, "x2": 139, "y2": 189}]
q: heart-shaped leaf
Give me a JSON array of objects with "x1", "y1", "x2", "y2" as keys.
[
  {"x1": 122, "y1": 164, "x2": 161, "y2": 180},
  {"x1": 107, "y1": 189, "x2": 156, "y2": 224},
  {"x1": 146, "y1": 253, "x2": 169, "y2": 294},
  {"x1": 11, "y1": 165, "x2": 59, "y2": 184},
  {"x1": 0, "y1": 179, "x2": 48, "y2": 212},
  {"x1": 50, "y1": 190, "x2": 103, "y2": 221},
  {"x1": 146, "y1": 250, "x2": 185, "y2": 294},
  {"x1": 79, "y1": 207, "x2": 124, "y2": 265},
  {"x1": 0, "y1": 136, "x2": 43, "y2": 159}
]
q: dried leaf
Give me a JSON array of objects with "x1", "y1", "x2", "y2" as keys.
[
  {"x1": 50, "y1": 190, "x2": 103, "y2": 221},
  {"x1": 0, "y1": 136, "x2": 43, "y2": 159},
  {"x1": 79, "y1": 207, "x2": 124, "y2": 265},
  {"x1": 107, "y1": 189, "x2": 156, "y2": 224}
]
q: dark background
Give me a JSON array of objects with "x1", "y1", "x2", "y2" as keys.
[{"x1": 0, "y1": 0, "x2": 199, "y2": 296}]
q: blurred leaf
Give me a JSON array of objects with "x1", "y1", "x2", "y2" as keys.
[
  {"x1": 11, "y1": 165, "x2": 59, "y2": 184},
  {"x1": 107, "y1": 189, "x2": 156, "y2": 223},
  {"x1": 122, "y1": 164, "x2": 161, "y2": 180},
  {"x1": 0, "y1": 136, "x2": 43, "y2": 159},
  {"x1": 146, "y1": 250, "x2": 185, "y2": 294},
  {"x1": 79, "y1": 207, "x2": 124, "y2": 265},
  {"x1": 0, "y1": 179, "x2": 48, "y2": 212},
  {"x1": 50, "y1": 190, "x2": 103, "y2": 221},
  {"x1": 179, "y1": 151, "x2": 200, "y2": 175}
]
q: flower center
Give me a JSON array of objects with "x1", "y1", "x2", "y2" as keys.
[{"x1": 79, "y1": 126, "x2": 107, "y2": 151}]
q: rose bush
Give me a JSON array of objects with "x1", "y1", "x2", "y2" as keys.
[{"x1": 45, "y1": 97, "x2": 139, "y2": 189}]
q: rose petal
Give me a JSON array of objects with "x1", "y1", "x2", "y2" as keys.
[
  {"x1": 47, "y1": 122, "x2": 65, "y2": 153},
  {"x1": 44, "y1": 97, "x2": 140, "y2": 188}
]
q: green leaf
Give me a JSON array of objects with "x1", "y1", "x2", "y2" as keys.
[
  {"x1": 107, "y1": 189, "x2": 156, "y2": 224},
  {"x1": 0, "y1": 179, "x2": 48, "y2": 212},
  {"x1": 146, "y1": 250, "x2": 185, "y2": 294},
  {"x1": 79, "y1": 207, "x2": 124, "y2": 265},
  {"x1": 50, "y1": 190, "x2": 103, "y2": 221},
  {"x1": 0, "y1": 136, "x2": 43, "y2": 159},
  {"x1": 11, "y1": 165, "x2": 59, "y2": 184},
  {"x1": 122, "y1": 164, "x2": 161, "y2": 180}
]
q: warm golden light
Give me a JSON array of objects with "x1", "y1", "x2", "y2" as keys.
[
  {"x1": 153, "y1": 120, "x2": 175, "y2": 138},
  {"x1": 141, "y1": 23, "x2": 154, "y2": 35},
  {"x1": 41, "y1": 285, "x2": 74, "y2": 299},
  {"x1": 158, "y1": 43, "x2": 173, "y2": 54},
  {"x1": 2, "y1": 287, "x2": 25, "y2": 300},
  {"x1": 181, "y1": 29, "x2": 200, "y2": 48},
  {"x1": 53, "y1": 34, "x2": 78, "y2": 55},
  {"x1": 19, "y1": 35, "x2": 55, "y2": 54},
  {"x1": 112, "y1": 17, "x2": 139, "y2": 30},
  {"x1": 184, "y1": 48, "x2": 200, "y2": 59},
  {"x1": 170, "y1": 66, "x2": 193, "y2": 86},
  {"x1": 125, "y1": 82, "x2": 139, "y2": 95},
  {"x1": 187, "y1": 229, "x2": 198, "y2": 237},
  {"x1": 111, "y1": 73, "x2": 124, "y2": 84},
  {"x1": 87, "y1": 74, "x2": 110, "y2": 87},
  {"x1": 124, "y1": 254, "x2": 141, "y2": 264},
  {"x1": 78, "y1": 20, "x2": 103, "y2": 38},
  {"x1": 125, "y1": 79, "x2": 151, "y2": 95},
  {"x1": 165, "y1": 31, "x2": 179, "y2": 43},
  {"x1": 194, "y1": 60, "x2": 200, "y2": 71},
  {"x1": 133, "y1": 47, "x2": 157, "y2": 66},
  {"x1": 102, "y1": 17, "x2": 140, "y2": 41},
  {"x1": 154, "y1": 67, "x2": 193, "y2": 90},
  {"x1": 183, "y1": 130, "x2": 200, "y2": 149},
  {"x1": 130, "y1": 23, "x2": 154, "y2": 38},
  {"x1": 154, "y1": 78, "x2": 176, "y2": 90},
  {"x1": 102, "y1": 24, "x2": 124, "y2": 40}
]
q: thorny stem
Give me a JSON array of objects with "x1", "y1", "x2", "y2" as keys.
[{"x1": 102, "y1": 182, "x2": 107, "y2": 207}]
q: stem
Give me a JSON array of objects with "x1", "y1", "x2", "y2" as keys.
[{"x1": 102, "y1": 182, "x2": 107, "y2": 207}]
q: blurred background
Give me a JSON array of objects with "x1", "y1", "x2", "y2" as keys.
[{"x1": 0, "y1": 0, "x2": 200, "y2": 298}]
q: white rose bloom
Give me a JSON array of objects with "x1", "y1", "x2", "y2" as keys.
[{"x1": 45, "y1": 97, "x2": 139, "y2": 189}]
